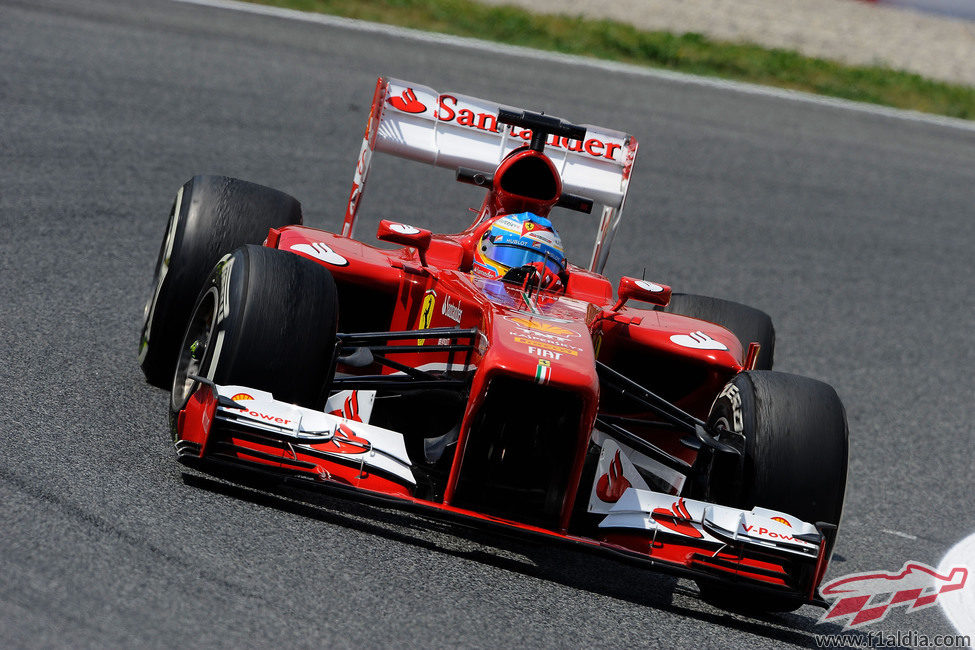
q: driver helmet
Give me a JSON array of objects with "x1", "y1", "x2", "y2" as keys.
[{"x1": 472, "y1": 212, "x2": 566, "y2": 280}]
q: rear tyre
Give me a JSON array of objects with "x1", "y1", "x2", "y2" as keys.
[
  {"x1": 170, "y1": 245, "x2": 339, "y2": 436},
  {"x1": 657, "y1": 293, "x2": 775, "y2": 369},
  {"x1": 139, "y1": 175, "x2": 303, "y2": 388},
  {"x1": 698, "y1": 370, "x2": 848, "y2": 612}
]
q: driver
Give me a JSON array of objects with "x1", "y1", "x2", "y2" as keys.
[{"x1": 472, "y1": 212, "x2": 567, "y2": 292}]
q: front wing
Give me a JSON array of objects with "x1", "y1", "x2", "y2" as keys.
[{"x1": 175, "y1": 380, "x2": 833, "y2": 606}]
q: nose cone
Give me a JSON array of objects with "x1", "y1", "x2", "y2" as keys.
[{"x1": 483, "y1": 307, "x2": 598, "y2": 399}]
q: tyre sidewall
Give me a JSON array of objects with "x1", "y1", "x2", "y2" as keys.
[
  {"x1": 704, "y1": 373, "x2": 756, "y2": 505},
  {"x1": 140, "y1": 187, "x2": 186, "y2": 375},
  {"x1": 707, "y1": 371, "x2": 848, "y2": 527}
]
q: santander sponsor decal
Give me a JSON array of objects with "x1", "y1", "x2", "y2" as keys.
[
  {"x1": 386, "y1": 88, "x2": 623, "y2": 163},
  {"x1": 327, "y1": 423, "x2": 371, "y2": 455},
  {"x1": 670, "y1": 330, "x2": 728, "y2": 351},
  {"x1": 290, "y1": 242, "x2": 349, "y2": 267},
  {"x1": 651, "y1": 498, "x2": 704, "y2": 539},
  {"x1": 388, "y1": 87, "x2": 426, "y2": 114},
  {"x1": 328, "y1": 390, "x2": 362, "y2": 423},
  {"x1": 595, "y1": 449, "x2": 631, "y2": 503},
  {"x1": 634, "y1": 280, "x2": 664, "y2": 293},
  {"x1": 588, "y1": 439, "x2": 652, "y2": 514}
]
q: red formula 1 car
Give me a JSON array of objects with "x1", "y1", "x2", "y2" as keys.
[{"x1": 139, "y1": 77, "x2": 848, "y2": 612}]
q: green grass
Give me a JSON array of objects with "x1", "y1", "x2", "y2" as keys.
[{"x1": 249, "y1": 0, "x2": 975, "y2": 120}]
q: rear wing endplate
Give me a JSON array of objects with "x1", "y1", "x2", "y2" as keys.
[{"x1": 343, "y1": 77, "x2": 639, "y2": 273}]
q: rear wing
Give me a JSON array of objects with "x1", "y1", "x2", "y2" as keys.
[{"x1": 343, "y1": 76, "x2": 639, "y2": 273}]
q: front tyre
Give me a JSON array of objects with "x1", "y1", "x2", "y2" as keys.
[
  {"x1": 140, "y1": 175, "x2": 303, "y2": 388},
  {"x1": 170, "y1": 245, "x2": 339, "y2": 437},
  {"x1": 698, "y1": 370, "x2": 848, "y2": 611}
]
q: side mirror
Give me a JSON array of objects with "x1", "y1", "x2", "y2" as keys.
[
  {"x1": 377, "y1": 220, "x2": 432, "y2": 266},
  {"x1": 613, "y1": 277, "x2": 671, "y2": 310}
]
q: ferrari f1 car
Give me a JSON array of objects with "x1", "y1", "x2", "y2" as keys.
[{"x1": 139, "y1": 77, "x2": 848, "y2": 612}]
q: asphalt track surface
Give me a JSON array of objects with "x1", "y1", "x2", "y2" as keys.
[{"x1": 2, "y1": 0, "x2": 973, "y2": 647}]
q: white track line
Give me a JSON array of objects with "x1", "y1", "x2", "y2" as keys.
[
  {"x1": 938, "y1": 530, "x2": 975, "y2": 636},
  {"x1": 173, "y1": 0, "x2": 975, "y2": 133}
]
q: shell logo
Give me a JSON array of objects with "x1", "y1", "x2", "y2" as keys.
[
  {"x1": 231, "y1": 393, "x2": 254, "y2": 402},
  {"x1": 771, "y1": 516, "x2": 792, "y2": 528}
]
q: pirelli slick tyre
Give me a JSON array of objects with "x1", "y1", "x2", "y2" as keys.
[
  {"x1": 170, "y1": 245, "x2": 338, "y2": 435},
  {"x1": 657, "y1": 293, "x2": 775, "y2": 370},
  {"x1": 698, "y1": 370, "x2": 848, "y2": 612},
  {"x1": 139, "y1": 175, "x2": 303, "y2": 388}
]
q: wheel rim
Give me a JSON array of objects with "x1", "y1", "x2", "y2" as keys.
[{"x1": 171, "y1": 286, "x2": 218, "y2": 412}]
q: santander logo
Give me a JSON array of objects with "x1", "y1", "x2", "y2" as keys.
[
  {"x1": 290, "y1": 242, "x2": 349, "y2": 267},
  {"x1": 651, "y1": 498, "x2": 704, "y2": 539},
  {"x1": 385, "y1": 86, "x2": 623, "y2": 162},
  {"x1": 388, "y1": 223, "x2": 421, "y2": 235},
  {"x1": 388, "y1": 88, "x2": 426, "y2": 113},
  {"x1": 327, "y1": 423, "x2": 371, "y2": 455},
  {"x1": 595, "y1": 449, "x2": 631, "y2": 503},
  {"x1": 634, "y1": 280, "x2": 664, "y2": 293},
  {"x1": 588, "y1": 440, "x2": 653, "y2": 514},
  {"x1": 328, "y1": 390, "x2": 362, "y2": 423},
  {"x1": 670, "y1": 331, "x2": 728, "y2": 351}
]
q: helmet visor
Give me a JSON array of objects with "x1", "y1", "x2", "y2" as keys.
[{"x1": 488, "y1": 240, "x2": 566, "y2": 275}]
